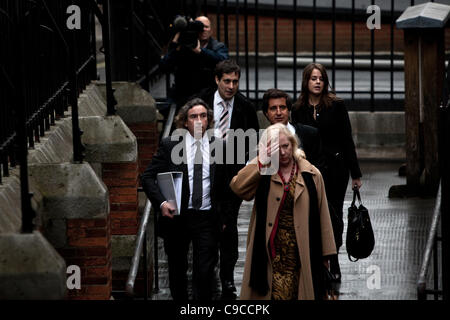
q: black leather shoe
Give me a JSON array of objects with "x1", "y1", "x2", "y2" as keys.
[{"x1": 221, "y1": 281, "x2": 237, "y2": 300}]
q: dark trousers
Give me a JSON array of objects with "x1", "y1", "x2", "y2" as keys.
[
  {"x1": 219, "y1": 217, "x2": 239, "y2": 285},
  {"x1": 323, "y1": 165, "x2": 349, "y2": 251},
  {"x1": 163, "y1": 210, "x2": 218, "y2": 300},
  {"x1": 219, "y1": 197, "x2": 241, "y2": 287}
]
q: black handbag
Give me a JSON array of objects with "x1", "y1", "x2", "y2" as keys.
[{"x1": 346, "y1": 188, "x2": 375, "y2": 262}]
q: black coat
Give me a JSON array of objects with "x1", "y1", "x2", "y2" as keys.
[
  {"x1": 141, "y1": 134, "x2": 232, "y2": 236},
  {"x1": 291, "y1": 122, "x2": 326, "y2": 174},
  {"x1": 160, "y1": 38, "x2": 229, "y2": 106},
  {"x1": 292, "y1": 99, "x2": 362, "y2": 180}
]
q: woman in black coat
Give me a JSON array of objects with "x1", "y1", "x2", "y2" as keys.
[{"x1": 291, "y1": 63, "x2": 362, "y2": 281}]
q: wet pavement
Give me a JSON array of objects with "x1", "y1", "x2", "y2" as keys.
[{"x1": 150, "y1": 160, "x2": 437, "y2": 300}]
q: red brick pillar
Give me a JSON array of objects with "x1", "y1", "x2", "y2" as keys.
[
  {"x1": 103, "y1": 162, "x2": 140, "y2": 236},
  {"x1": 90, "y1": 82, "x2": 160, "y2": 297},
  {"x1": 59, "y1": 216, "x2": 112, "y2": 300},
  {"x1": 127, "y1": 122, "x2": 159, "y2": 179},
  {"x1": 28, "y1": 163, "x2": 112, "y2": 300}
]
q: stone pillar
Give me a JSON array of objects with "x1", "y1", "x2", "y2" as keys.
[
  {"x1": 82, "y1": 82, "x2": 160, "y2": 296},
  {"x1": 79, "y1": 115, "x2": 150, "y2": 296},
  {"x1": 80, "y1": 115, "x2": 138, "y2": 236},
  {"x1": 94, "y1": 81, "x2": 162, "y2": 177},
  {"x1": 395, "y1": 2, "x2": 450, "y2": 196},
  {"x1": 28, "y1": 163, "x2": 111, "y2": 300},
  {"x1": 0, "y1": 232, "x2": 67, "y2": 299}
]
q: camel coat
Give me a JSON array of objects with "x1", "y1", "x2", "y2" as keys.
[{"x1": 230, "y1": 157, "x2": 337, "y2": 300}]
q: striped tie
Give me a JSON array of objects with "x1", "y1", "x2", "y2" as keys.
[{"x1": 218, "y1": 101, "x2": 230, "y2": 140}]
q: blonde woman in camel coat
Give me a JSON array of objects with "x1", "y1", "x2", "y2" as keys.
[{"x1": 230, "y1": 123, "x2": 336, "y2": 300}]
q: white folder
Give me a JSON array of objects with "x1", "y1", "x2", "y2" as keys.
[{"x1": 156, "y1": 172, "x2": 183, "y2": 215}]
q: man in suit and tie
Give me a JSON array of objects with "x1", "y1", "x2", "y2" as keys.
[
  {"x1": 199, "y1": 59, "x2": 259, "y2": 299},
  {"x1": 262, "y1": 88, "x2": 326, "y2": 173},
  {"x1": 141, "y1": 98, "x2": 230, "y2": 300}
]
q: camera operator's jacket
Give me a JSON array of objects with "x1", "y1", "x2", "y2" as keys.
[{"x1": 160, "y1": 37, "x2": 229, "y2": 106}]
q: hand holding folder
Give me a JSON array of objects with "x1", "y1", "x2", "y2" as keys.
[{"x1": 156, "y1": 172, "x2": 183, "y2": 216}]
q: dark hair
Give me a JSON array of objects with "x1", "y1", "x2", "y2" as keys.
[
  {"x1": 262, "y1": 88, "x2": 292, "y2": 114},
  {"x1": 293, "y1": 63, "x2": 340, "y2": 111},
  {"x1": 214, "y1": 59, "x2": 241, "y2": 80},
  {"x1": 174, "y1": 97, "x2": 214, "y2": 129}
]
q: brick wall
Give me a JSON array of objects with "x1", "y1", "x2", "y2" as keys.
[
  {"x1": 58, "y1": 215, "x2": 112, "y2": 300},
  {"x1": 103, "y1": 162, "x2": 139, "y2": 236}
]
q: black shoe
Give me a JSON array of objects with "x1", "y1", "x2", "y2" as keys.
[{"x1": 221, "y1": 281, "x2": 237, "y2": 300}]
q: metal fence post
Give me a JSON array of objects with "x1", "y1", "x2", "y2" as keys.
[
  {"x1": 101, "y1": 0, "x2": 117, "y2": 115},
  {"x1": 13, "y1": 1, "x2": 35, "y2": 233}
]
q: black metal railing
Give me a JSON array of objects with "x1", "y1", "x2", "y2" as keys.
[
  {"x1": 126, "y1": 102, "x2": 177, "y2": 299},
  {"x1": 106, "y1": 0, "x2": 169, "y2": 89},
  {"x1": 151, "y1": 0, "x2": 450, "y2": 111},
  {"x1": 0, "y1": 0, "x2": 113, "y2": 232},
  {"x1": 417, "y1": 181, "x2": 443, "y2": 300}
]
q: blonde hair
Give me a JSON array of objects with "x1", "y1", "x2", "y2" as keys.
[{"x1": 260, "y1": 123, "x2": 306, "y2": 162}]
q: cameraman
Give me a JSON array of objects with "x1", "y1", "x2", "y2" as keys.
[{"x1": 160, "y1": 16, "x2": 229, "y2": 109}]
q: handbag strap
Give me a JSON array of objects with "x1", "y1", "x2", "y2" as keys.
[
  {"x1": 348, "y1": 254, "x2": 359, "y2": 262},
  {"x1": 351, "y1": 187, "x2": 362, "y2": 206}
]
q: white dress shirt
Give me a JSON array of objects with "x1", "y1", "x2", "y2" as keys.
[
  {"x1": 287, "y1": 122, "x2": 296, "y2": 135},
  {"x1": 185, "y1": 132, "x2": 211, "y2": 210},
  {"x1": 213, "y1": 90, "x2": 234, "y2": 137}
]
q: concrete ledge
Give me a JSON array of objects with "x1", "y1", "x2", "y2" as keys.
[
  {"x1": 0, "y1": 173, "x2": 22, "y2": 234},
  {"x1": 28, "y1": 117, "x2": 74, "y2": 165},
  {"x1": 94, "y1": 81, "x2": 158, "y2": 124},
  {"x1": 350, "y1": 111, "x2": 405, "y2": 160},
  {"x1": 28, "y1": 163, "x2": 109, "y2": 248},
  {"x1": 78, "y1": 84, "x2": 108, "y2": 117},
  {"x1": 0, "y1": 231, "x2": 66, "y2": 299},
  {"x1": 80, "y1": 116, "x2": 138, "y2": 164}
]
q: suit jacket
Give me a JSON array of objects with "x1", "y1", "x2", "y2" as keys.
[
  {"x1": 141, "y1": 134, "x2": 231, "y2": 236},
  {"x1": 291, "y1": 122, "x2": 326, "y2": 175}
]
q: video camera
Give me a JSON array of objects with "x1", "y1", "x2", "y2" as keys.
[{"x1": 171, "y1": 15, "x2": 204, "y2": 50}]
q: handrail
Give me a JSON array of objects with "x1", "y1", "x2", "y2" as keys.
[
  {"x1": 162, "y1": 102, "x2": 176, "y2": 139},
  {"x1": 417, "y1": 181, "x2": 442, "y2": 300},
  {"x1": 125, "y1": 196, "x2": 152, "y2": 297},
  {"x1": 125, "y1": 102, "x2": 177, "y2": 298}
]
